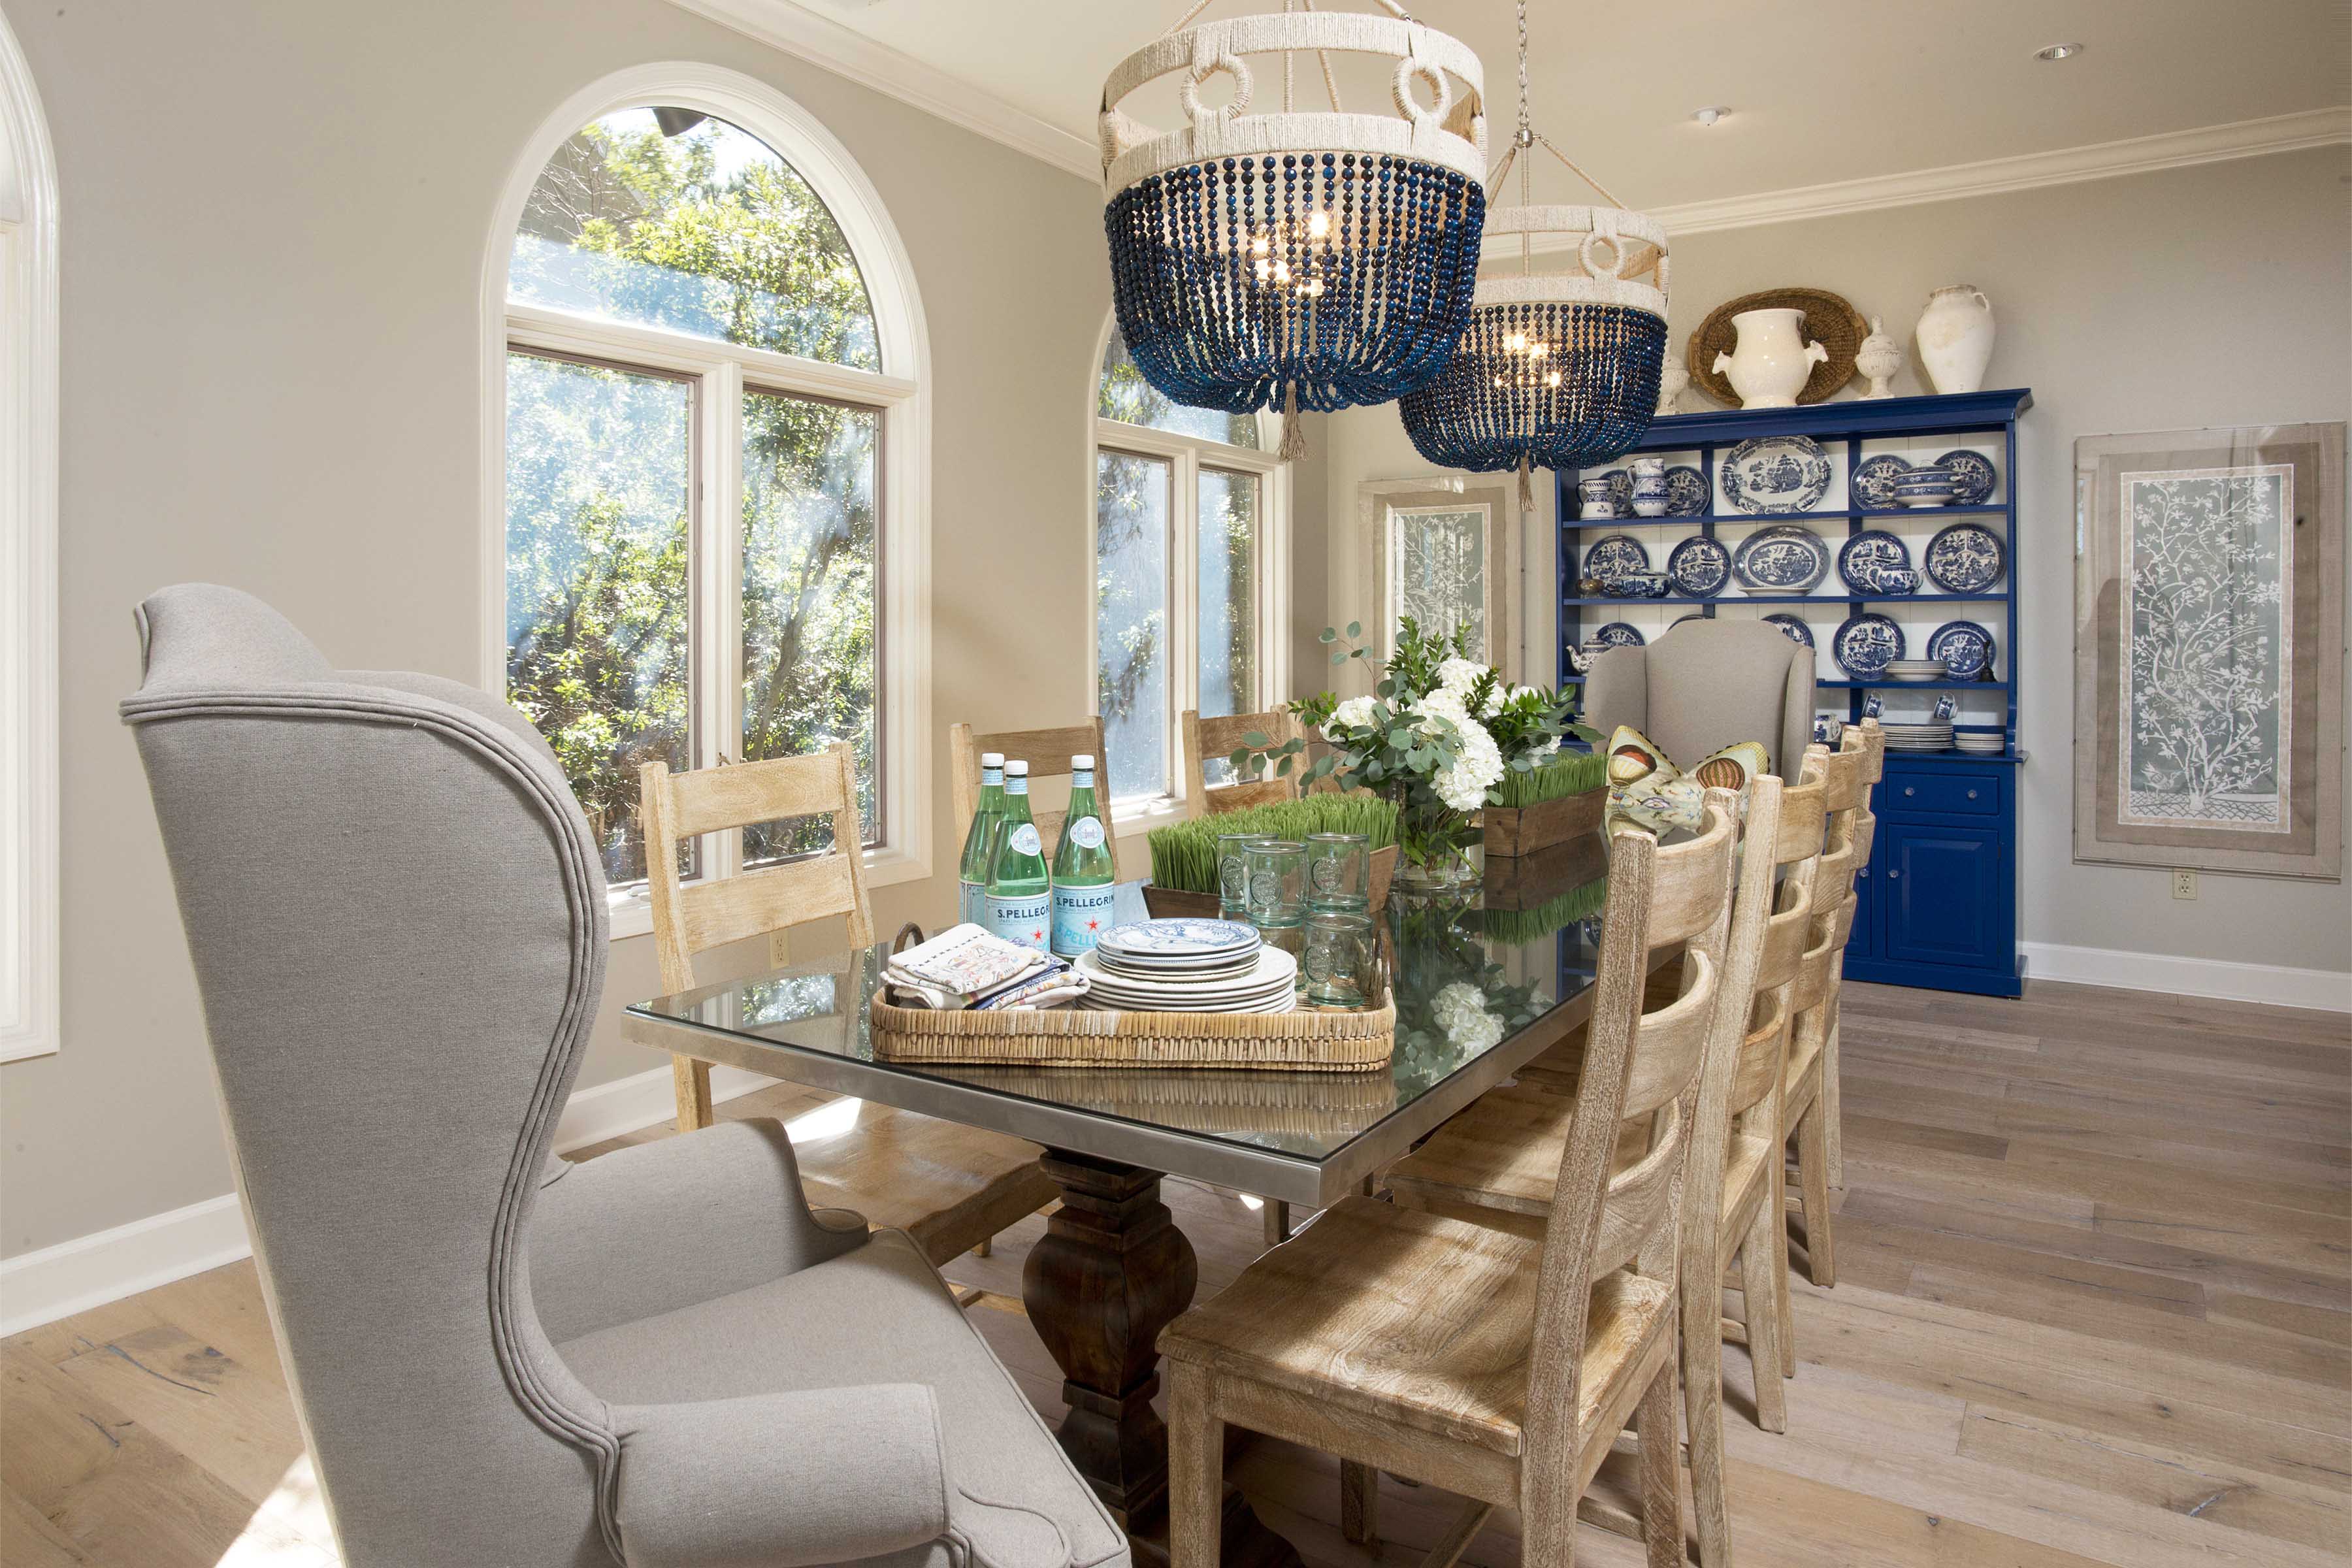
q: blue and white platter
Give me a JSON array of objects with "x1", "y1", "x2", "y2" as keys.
[
  {"x1": 1925, "y1": 620, "x2": 1995, "y2": 680},
  {"x1": 1923, "y1": 522, "x2": 2006, "y2": 593},
  {"x1": 1732, "y1": 525, "x2": 1831, "y2": 592},
  {"x1": 1582, "y1": 533, "x2": 1650, "y2": 580},
  {"x1": 1591, "y1": 622, "x2": 1646, "y2": 650},
  {"x1": 1850, "y1": 454, "x2": 1910, "y2": 510},
  {"x1": 1720, "y1": 435, "x2": 1832, "y2": 514},
  {"x1": 1761, "y1": 613, "x2": 1814, "y2": 649},
  {"x1": 1837, "y1": 529, "x2": 1911, "y2": 594},
  {"x1": 1094, "y1": 918, "x2": 1261, "y2": 965},
  {"x1": 1663, "y1": 465, "x2": 1708, "y2": 517},
  {"x1": 1666, "y1": 534, "x2": 1732, "y2": 597},
  {"x1": 1833, "y1": 612, "x2": 1906, "y2": 679},
  {"x1": 1936, "y1": 449, "x2": 1997, "y2": 506}
]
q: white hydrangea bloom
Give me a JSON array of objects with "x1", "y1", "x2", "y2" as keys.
[
  {"x1": 1435, "y1": 657, "x2": 1488, "y2": 697},
  {"x1": 1531, "y1": 735, "x2": 1561, "y2": 761},
  {"x1": 1325, "y1": 694, "x2": 1379, "y2": 738},
  {"x1": 1432, "y1": 981, "x2": 1503, "y2": 1053},
  {"x1": 1435, "y1": 714, "x2": 1505, "y2": 811}
]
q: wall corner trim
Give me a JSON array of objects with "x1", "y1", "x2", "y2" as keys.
[{"x1": 2019, "y1": 941, "x2": 2352, "y2": 1014}]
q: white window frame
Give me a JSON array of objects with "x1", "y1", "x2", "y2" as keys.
[
  {"x1": 1385, "y1": 500, "x2": 1496, "y2": 664},
  {"x1": 0, "y1": 11, "x2": 57, "y2": 1062},
  {"x1": 482, "y1": 65, "x2": 932, "y2": 939},
  {"x1": 1087, "y1": 315, "x2": 1290, "y2": 826}
]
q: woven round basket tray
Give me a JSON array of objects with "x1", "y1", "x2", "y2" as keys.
[{"x1": 1688, "y1": 286, "x2": 1867, "y2": 407}]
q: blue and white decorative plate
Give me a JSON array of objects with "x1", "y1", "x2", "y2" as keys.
[
  {"x1": 1720, "y1": 435, "x2": 1832, "y2": 514},
  {"x1": 1837, "y1": 529, "x2": 1911, "y2": 594},
  {"x1": 1591, "y1": 622, "x2": 1646, "y2": 650},
  {"x1": 1936, "y1": 449, "x2": 1997, "y2": 506},
  {"x1": 1663, "y1": 465, "x2": 1708, "y2": 517},
  {"x1": 1095, "y1": 918, "x2": 1260, "y2": 962},
  {"x1": 1833, "y1": 612, "x2": 1906, "y2": 679},
  {"x1": 1666, "y1": 534, "x2": 1732, "y2": 597},
  {"x1": 1582, "y1": 533, "x2": 1650, "y2": 580},
  {"x1": 1925, "y1": 620, "x2": 1995, "y2": 680},
  {"x1": 1923, "y1": 522, "x2": 2006, "y2": 593},
  {"x1": 1851, "y1": 454, "x2": 1909, "y2": 510},
  {"x1": 1761, "y1": 613, "x2": 1814, "y2": 649},
  {"x1": 1605, "y1": 469, "x2": 1634, "y2": 509},
  {"x1": 1732, "y1": 525, "x2": 1831, "y2": 592}
]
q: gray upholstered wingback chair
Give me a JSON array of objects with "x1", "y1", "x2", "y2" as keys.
[
  {"x1": 1581, "y1": 618, "x2": 1816, "y2": 779},
  {"x1": 122, "y1": 585, "x2": 1127, "y2": 1568}
]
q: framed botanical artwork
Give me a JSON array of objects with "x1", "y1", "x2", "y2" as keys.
[
  {"x1": 1356, "y1": 476, "x2": 1523, "y2": 680},
  {"x1": 2074, "y1": 423, "x2": 2344, "y2": 880}
]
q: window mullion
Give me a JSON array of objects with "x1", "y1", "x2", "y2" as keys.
[
  {"x1": 1171, "y1": 448, "x2": 1201, "y2": 802},
  {"x1": 702, "y1": 361, "x2": 744, "y2": 881}
]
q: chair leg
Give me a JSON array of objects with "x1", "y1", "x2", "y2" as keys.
[
  {"x1": 1682, "y1": 1265, "x2": 1733, "y2": 1568},
  {"x1": 1822, "y1": 1006, "x2": 1844, "y2": 1190},
  {"x1": 1738, "y1": 1204, "x2": 1788, "y2": 1434},
  {"x1": 1796, "y1": 1101, "x2": 1837, "y2": 1288},
  {"x1": 1340, "y1": 1459, "x2": 1379, "y2": 1546},
  {"x1": 973, "y1": 1237, "x2": 992, "y2": 1259},
  {"x1": 1168, "y1": 1362, "x2": 1224, "y2": 1568},
  {"x1": 1772, "y1": 1139, "x2": 1796, "y2": 1380},
  {"x1": 1262, "y1": 1200, "x2": 1291, "y2": 1249},
  {"x1": 1636, "y1": 1361, "x2": 1684, "y2": 1568},
  {"x1": 671, "y1": 1056, "x2": 714, "y2": 1132}
]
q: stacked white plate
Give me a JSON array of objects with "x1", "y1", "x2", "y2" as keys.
[
  {"x1": 1882, "y1": 723, "x2": 1955, "y2": 751},
  {"x1": 1081, "y1": 919, "x2": 1296, "y2": 1014},
  {"x1": 1883, "y1": 661, "x2": 1948, "y2": 683},
  {"x1": 1953, "y1": 734, "x2": 2006, "y2": 755}
]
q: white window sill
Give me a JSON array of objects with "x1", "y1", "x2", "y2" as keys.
[
  {"x1": 1109, "y1": 795, "x2": 1187, "y2": 834},
  {"x1": 605, "y1": 845, "x2": 930, "y2": 944}
]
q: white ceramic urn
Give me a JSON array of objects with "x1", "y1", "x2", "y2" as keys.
[
  {"x1": 1712, "y1": 307, "x2": 1828, "y2": 409},
  {"x1": 1854, "y1": 316, "x2": 1903, "y2": 399},
  {"x1": 1915, "y1": 285, "x2": 1995, "y2": 394}
]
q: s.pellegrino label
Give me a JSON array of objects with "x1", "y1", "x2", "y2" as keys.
[{"x1": 1050, "y1": 756, "x2": 1117, "y2": 957}]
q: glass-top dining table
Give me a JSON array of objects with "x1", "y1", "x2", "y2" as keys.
[{"x1": 623, "y1": 841, "x2": 1612, "y2": 1561}]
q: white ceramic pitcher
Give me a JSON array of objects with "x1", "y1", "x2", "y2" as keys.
[
  {"x1": 1712, "y1": 307, "x2": 1828, "y2": 408},
  {"x1": 1916, "y1": 286, "x2": 1995, "y2": 394}
]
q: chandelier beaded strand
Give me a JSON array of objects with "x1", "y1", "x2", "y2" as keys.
[
  {"x1": 1398, "y1": 0, "x2": 1669, "y2": 501},
  {"x1": 1100, "y1": 0, "x2": 1490, "y2": 462}
]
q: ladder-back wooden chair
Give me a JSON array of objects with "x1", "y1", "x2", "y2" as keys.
[
  {"x1": 1161, "y1": 795, "x2": 1744, "y2": 1568},
  {"x1": 1181, "y1": 707, "x2": 1303, "y2": 819},
  {"x1": 641, "y1": 745, "x2": 1054, "y2": 1282},
  {"x1": 1822, "y1": 718, "x2": 1884, "y2": 1188},
  {"x1": 1384, "y1": 774, "x2": 1811, "y2": 1568},
  {"x1": 950, "y1": 720, "x2": 1128, "y2": 882}
]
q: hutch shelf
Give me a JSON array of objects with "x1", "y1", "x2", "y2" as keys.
[{"x1": 1559, "y1": 388, "x2": 2033, "y2": 998}]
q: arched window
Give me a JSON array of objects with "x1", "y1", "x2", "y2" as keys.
[
  {"x1": 1, "y1": 11, "x2": 57, "y2": 1061},
  {"x1": 489, "y1": 68, "x2": 929, "y2": 912},
  {"x1": 1092, "y1": 321, "x2": 1284, "y2": 808}
]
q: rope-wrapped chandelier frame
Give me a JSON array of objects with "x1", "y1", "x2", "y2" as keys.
[{"x1": 1100, "y1": 7, "x2": 1488, "y2": 457}]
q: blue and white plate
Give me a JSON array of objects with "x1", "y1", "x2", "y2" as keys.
[
  {"x1": 1720, "y1": 434, "x2": 1832, "y2": 514},
  {"x1": 1833, "y1": 613, "x2": 1906, "y2": 679},
  {"x1": 1663, "y1": 465, "x2": 1708, "y2": 517},
  {"x1": 1666, "y1": 534, "x2": 1732, "y2": 597},
  {"x1": 1936, "y1": 449, "x2": 1997, "y2": 506},
  {"x1": 1762, "y1": 613, "x2": 1814, "y2": 649},
  {"x1": 1926, "y1": 620, "x2": 1995, "y2": 680},
  {"x1": 1591, "y1": 622, "x2": 1646, "y2": 650},
  {"x1": 1851, "y1": 454, "x2": 1910, "y2": 510},
  {"x1": 1582, "y1": 533, "x2": 1651, "y2": 580},
  {"x1": 1732, "y1": 525, "x2": 1831, "y2": 592},
  {"x1": 1837, "y1": 529, "x2": 1911, "y2": 594},
  {"x1": 1603, "y1": 470, "x2": 1634, "y2": 509},
  {"x1": 1095, "y1": 918, "x2": 1260, "y2": 964},
  {"x1": 1923, "y1": 522, "x2": 2006, "y2": 593}
]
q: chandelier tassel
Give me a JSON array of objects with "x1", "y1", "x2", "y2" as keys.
[
  {"x1": 1518, "y1": 452, "x2": 1534, "y2": 512},
  {"x1": 1279, "y1": 382, "x2": 1308, "y2": 463}
]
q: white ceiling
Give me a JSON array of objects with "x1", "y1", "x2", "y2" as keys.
[{"x1": 704, "y1": 0, "x2": 2350, "y2": 211}]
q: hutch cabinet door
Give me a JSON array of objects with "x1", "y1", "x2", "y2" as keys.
[{"x1": 1880, "y1": 819, "x2": 2003, "y2": 970}]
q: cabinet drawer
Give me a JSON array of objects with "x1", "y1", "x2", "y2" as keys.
[{"x1": 1884, "y1": 772, "x2": 1998, "y2": 817}]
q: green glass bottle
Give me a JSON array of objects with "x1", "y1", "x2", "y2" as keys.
[
  {"x1": 957, "y1": 751, "x2": 1007, "y2": 926},
  {"x1": 1050, "y1": 753, "x2": 1117, "y2": 957},
  {"x1": 983, "y1": 760, "x2": 1052, "y2": 951}
]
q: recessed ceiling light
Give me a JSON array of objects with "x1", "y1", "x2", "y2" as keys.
[
  {"x1": 2034, "y1": 42, "x2": 2085, "y2": 61},
  {"x1": 1691, "y1": 106, "x2": 1731, "y2": 127}
]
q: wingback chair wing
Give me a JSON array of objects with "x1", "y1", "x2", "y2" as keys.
[
  {"x1": 122, "y1": 585, "x2": 1126, "y2": 1568},
  {"x1": 1581, "y1": 619, "x2": 1816, "y2": 779}
]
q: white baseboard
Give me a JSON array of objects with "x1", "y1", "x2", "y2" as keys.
[
  {"x1": 0, "y1": 1062, "x2": 777, "y2": 1337},
  {"x1": 2021, "y1": 940, "x2": 2352, "y2": 1013}
]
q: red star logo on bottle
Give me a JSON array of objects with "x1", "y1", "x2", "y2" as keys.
[{"x1": 1087, "y1": 917, "x2": 1101, "y2": 932}]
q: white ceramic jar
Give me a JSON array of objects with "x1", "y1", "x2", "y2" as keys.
[
  {"x1": 1915, "y1": 286, "x2": 1995, "y2": 395},
  {"x1": 1711, "y1": 307, "x2": 1827, "y2": 409}
]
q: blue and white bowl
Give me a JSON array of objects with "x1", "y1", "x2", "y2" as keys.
[
  {"x1": 1891, "y1": 466, "x2": 1956, "y2": 507},
  {"x1": 1872, "y1": 565, "x2": 1920, "y2": 595}
]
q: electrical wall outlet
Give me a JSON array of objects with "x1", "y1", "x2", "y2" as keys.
[{"x1": 2172, "y1": 869, "x2": 2198, "y2": 900}]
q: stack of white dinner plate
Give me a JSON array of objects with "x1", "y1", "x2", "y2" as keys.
[
  {"x1": 1882, "y1": 660, "x2": 1947, "y2": 683},
  {"x1": 1881, "y1": 721, "x2": 1955, "y2": 752},
  {"x1": 1079, "y1": 919, "x2": 1297, "y2": 1014},
  {"x1": 1953, "y1": 733, "x2": 2006, "y2": 755}
]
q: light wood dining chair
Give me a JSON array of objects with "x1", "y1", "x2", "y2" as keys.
[
  {"x1": 950, "y1": 719, "x2": 1129, "y2": 881},
  {"x1": 640, "y1": 745, "x2": 1055, "y2": 1283},
  {"x1": 1160, "y1": 794, "x2": 1744, "y2": 1568},
  {"x1": 1383, "y1": 771, "x2": 1814, "y2": 1568},
  {"x1": 1821, "y1": 718, "x2": 1884, "y2": 1189},
  {"x1": 1181, "y1": 707, "x2": 1304, "y2": 819}
]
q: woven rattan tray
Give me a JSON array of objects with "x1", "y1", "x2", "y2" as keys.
[{"x1": 1688, "y1": 286, "x2": 1867, "y2": 407}]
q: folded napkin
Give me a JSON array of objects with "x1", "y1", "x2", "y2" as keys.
[{"x1": 884, "y1": 924, "x2": 1087, "y2": 1011}]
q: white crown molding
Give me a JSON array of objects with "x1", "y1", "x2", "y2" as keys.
[
  {"x1": 668, "y1": 0, "x2": 1099, "y2": 179},
  {"x1": 2020, "y1": 941, "x2": 2351, "y2": 1014}
]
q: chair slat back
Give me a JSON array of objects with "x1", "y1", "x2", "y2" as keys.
[
  {"x1": 640, "y1": 744, "x2": 874, "y2": 994},
  {"x1": 1848, "y1": 717, "x2": 1887, "y2": 785},
  {"x1": 1183, "y1": 708, "x2": 1304, "y2": 819},
  {"x1": 949, "y1": 720, "x2": 1126, "y2": 883}
]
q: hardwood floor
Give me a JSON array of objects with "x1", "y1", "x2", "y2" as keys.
[{"x1": 6, "y1": 978, "x2": 2346, "y2": 1567}]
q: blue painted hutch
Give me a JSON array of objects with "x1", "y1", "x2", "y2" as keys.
[{"x1": 1559, "y1": 389, "x2": 2032, "y2": 998}]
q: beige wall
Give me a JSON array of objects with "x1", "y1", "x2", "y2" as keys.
[
  {"x1": 1324, "y1": 146, "x2": 2351, "y2": 976},
  {"x1": 0, "y1": 0, "x2": 1134, "y2": 1258}
]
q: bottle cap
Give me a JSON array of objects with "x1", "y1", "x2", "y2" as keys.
[
  {"x1": 981, "y1": 751, "x2": 1005, "y2": 768},
  {"x1": 1071, "y1": 754, "x2": 1096, "y2": 769},
  {"x1": 1005, "y1": 760, "x2": 1029, "y2": 775}
]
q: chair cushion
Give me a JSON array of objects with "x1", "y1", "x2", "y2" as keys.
[
  {"x1": 558, "y1": 1228, "x2": 1126, "y2": 1568},
  {"x1": 1160, "y1": 1197, "x2": 1673, "y2": 1459}
]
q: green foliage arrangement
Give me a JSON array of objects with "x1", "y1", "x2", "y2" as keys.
[
  {"x1": 1147, "y1": 794, "x2": 1400, "y2": 896},
  {"x1": 1489, "y1": 750, "x2": 1610, "y2": 808}
]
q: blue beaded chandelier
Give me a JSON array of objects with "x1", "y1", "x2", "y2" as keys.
[
  {"x1": 1399, "y1": 1, "x2": 1669, "y2": 501},
  {"x1": 1100, "y1": 0, "x2": 1489, "y2": 459}
]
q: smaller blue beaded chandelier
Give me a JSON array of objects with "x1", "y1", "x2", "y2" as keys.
[
  {"x1": 1100, "y1": 1, "x2": 1488, "y2": 459},
  {"x1": 1399, "y1": 1, "x2": 1669, "y2": 500}
]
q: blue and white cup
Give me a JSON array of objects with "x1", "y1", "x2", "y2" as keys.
[{"x1": 1578, "y1": 475, "x2": 1619, "y2": 519}]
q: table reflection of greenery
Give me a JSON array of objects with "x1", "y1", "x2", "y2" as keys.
[
  {"x1": 1475, "y1": 875, "x2": 1611, "y2": 946},
  {"x1": 1388, "y1": 890, "x2": 1556, "y2": 1096}
]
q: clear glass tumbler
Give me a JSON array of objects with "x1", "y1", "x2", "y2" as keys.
[
  {"x1": 1303, "y1": 910, "x2": 1375, "y2": 1007},
  {"x1": 1243, "y1": 839, "x2": 1307, "y2": 929},
  {"x1": 1217, "y1": 832, "x2": 1273, "y2": 919},
  {"x1": 1304, "y1": 832, "x2": 1371, "y2": 911}
]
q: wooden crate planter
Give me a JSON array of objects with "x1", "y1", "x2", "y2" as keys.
[
  {"x1": 1483, "y1": 830, "x2": 1608, "y2": 911},
  {"x1": 1480, "y1": 785, "x2": 1605, "y2": 858}
]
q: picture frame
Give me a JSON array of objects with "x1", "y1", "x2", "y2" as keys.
[{"x1": 2073, "y1": 422, "x2": 2344, "y2": 880}]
